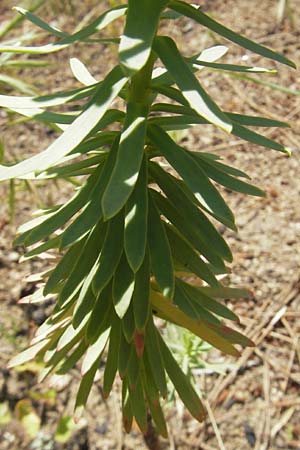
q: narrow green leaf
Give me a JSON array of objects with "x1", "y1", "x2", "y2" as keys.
[
  {"x1": 127, "y1": 345, "x2": 141, "y2": 390},
  {"x1": 191, "y1": 154, "x2": 265, "y2": 197},
  {"x1": 0, "y1": 6, "x2": 127, "y2": 54},
  {"x1": 152, "y1": 190, "x2": 226, "y2": 270},
  {"x1": 14, "y1": 7, "x2": 67, "y2": 38},
  {"x1": 0, "y1": 74, "x2": 37, "y2": 95},
  {"x1": 8, "y1": 339, "x2": 50, "y2": 368},
  {"x1": 81, "y1": 327, "x2": 110, "y2": 375},
  {"x1": 232, "y1": 123, "x2": 289, "y2": 153},
  {"x1": 170, "y1": 0, "x2": 296, "y2": 68},
  {"x1": 57, "y1": 341, "x2": 87, "y2": 374},
  {"x1": 124, "y1": 156, "x2": 148, "y2": 272},
  {"x1": 174, "y1": 281, "x2": 221, "y2": 325},
  {"x1": 102, "y1": 102, "x2": 147, "y2": 219},
  {"x1": 141, "y1": 362, "x2": 168, "y2": 438},
  {"x1": 70, "y1": 58, "x2": 98, "y2": 86},
  {"x1": 148, "y1": 193, "x2": 174, "y2": 299},
  {"x1": 177, "y1": 279, "x2": 239, "y2": 322},
  {"x1": 59, "y1": 221, "x2": 107, "y2": 307},
  {"x1": 118, "y1": 331, "x2": 131, "y2": 378},
  {"x1": 113, "y1": 253, "x2": 135, "y2": 319},
  {"x1": 0, "y1": 66, "x2": 127, "y2": 180},
  {"x1": 103, "y1": 318, "x2": 121, "y2": 397},
  {"x1": 119, "y1": 0, "x2": 168, "y2": 74},
  {"x1": 133, "y1": 250, "x2": 151, "y2": 332},
  {"x1": 85, "y1": 282, "x2": 112, "y2": 343},
  {"x1": 165, "y1": 225, "x2": 219, "y2": 287},
  {"x1": 92, "y1": 211, "x2": 124, "y2": 295},
  {"x1": 74, "y1": 359, "x2": 100, "y2": 421},
  {"x1": 153, "y1": 36, "x2": 232, "y2": 132},
  {"x1": 122, "y1": 380, "x2": 133, "y2": 433},
  {"x1": 158, "y1": 332, "x2": 205, "y2": 421},
  {"x1": 151, "y1": 290, "x2": 240, "y2": 357},
  {"x1": 0, "y1": 85, "x2": 96, "y2": 110},
  {"x1": 144, "y1": 317, "x2": 168, "y2": 397},
  {"x1": 44, "y1": 239, "x2": 84, "y2": 295},
  {"x1": 149, "y1": 162, "x2": 232, "y2": 262},
  {"x1": 122, "y1": 302, "x2": 136, "y2": 343},
  {"x1": 61, "y1": 137, "x2": 120, "y2": 248},
  {"x1": 128, "y1": 376, "x2": 147, "y2": 433},
  {"x1": 148, "y1": 125, "x2": 235, "y2": 226},
  {"x1": 198, "y1": 286, "x2": 251, "y2": 299},
  {"x1": 191, "y1": 59, "x2": 277, "y2": 74}
]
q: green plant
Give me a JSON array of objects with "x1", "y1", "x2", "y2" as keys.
[{"x1": 0, "y1": 0, "x2": 295, "y2": 438}]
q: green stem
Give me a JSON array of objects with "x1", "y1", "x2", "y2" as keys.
[{"x1": 129, "y1": 53, "x2": 156, "y2": 106}]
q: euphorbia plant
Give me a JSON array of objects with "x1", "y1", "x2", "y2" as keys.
[{"x1": 0, "y1": 0, "x2": 295, "y2": 437}]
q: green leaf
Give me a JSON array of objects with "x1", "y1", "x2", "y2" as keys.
[
  {"x1": 198, "y1": 286, "x2": 250, "y2": 299},
  {"x1": 8, "y1": 339, "x2": 50, "y2": 368},
  {"x1": 70, "y1": 58, "x2": 98, "y2": 86},
  {"x1": 191, "y1": 154, "x2": 265, "y2": 197},
  {"x1": 57, "y1": 341, "x2": 87, "y2": 375},
  {"x1": 127, "y1": 345, "x2": 141, "y2": 390},
  {"x1": 153, "y1": 36, "x2": 232, "y2": 132},
  {"x1": 74, "y1": 359, "x2": 100, "y2": 421},
  {"x1": 230, "y1": 73, "x2": 300, "y2": 96},
  {"x1": 119, "y1": 0, "x2": 168, "y2": 74},
  {"x1": 232, "y1": 123, "x2": 289, "y2": 153},
  {"x1": 177, "y1": 279, "x2": 239, "y2": 322},
  {"x1": 151, "y1": 189, "x2": 226, "y2": 271},
  {"x1": 190, "y1": 59, "x2": 277, "y2": 74},
  {"x1": 133, "y1": 250, "x2": 151, "y2": 332},
  {"x1": 122, "y1": 303, "x2": 136, "y2": 343},
  {"x1": 0, "y1": 66, "x2": 127, "y2": 180},
  {"x1": 103, "y1": 318, "x2": 121, "y2": 397},
  {"x1": 102, "y1": 102, "x2": 147, "y2": 219},
  {"x1": 14, "y1": 7, "x2": 67, "y2": 38},
  {"x1": 59, "y1": 221, "x2": 107, "y2": 307},
  {"x1": 113, "y1": 253, "x2": 135, "y2": 319},
  {"x1": 0, "y1": 74, "x2": 38, "y2": 95},
  {"x1": 141, "y1": 360, "x2": 168, "y2": 438},
  {"x1": 84, "y1": 282, "x2": 112, "y2": 343},
  {"x1": 0, "y1": 6, "x2": 127, "y2": 54},
  {"x1": 174, "y1": 280, "x2": 221, "y2": 325},
  {"x1": 148, "y1": 125, "x2": 235, "y2": 226},
  {"x1": 165, "y1": 225, "x2": 219, "y2": 287},
  {"x1": 148, "y1": 192, "x2": 174, "y2": 299},
  {"x1": 16, "y1": 163, "x2": 103, "y2": 246},
  {"x1": 170, "y1": 0, "x2": 296, "y2": 68},
  {"x1": 149, "y1": 162, "x2": 232, "y2": 262},
  {"x1": 81, "y1": 327, "x2": 110, "y2": 375},
  {"x1": 128, "y1": 376, "x2": 147, "y2": 433},
  {"x1": 144, "y1": 317, "x2": 168, "y2": 397},
  {"x1": 92, "y1": 211, "x2": 124, "y2": 295},
  {"x1": 0, "y1": 84, "x2": 96, "y2": 110},
  {"x1": 72, "y1": 281, "x2": 96, "y2": 331},
  {"x1": 151, "y1": 290, "x2": 239, "y2": 357},
  {"x1": 157, "y1": 332, "x2": 205, "y2": 421},
  {"x1": 44, "y1": 239, "x2": 84, "y2": 295},
  {"x1": 122, "y1": 380, "x2": 133, "y2": 433},
  {"x1": 124, "y1": 156, "x2": 148, "y2": 272},
  {"x1": 61, "y1": 137, "x2": 120, "y2": 249},
  {"x1": 118, "y1": 331, "x2": 131, "y2": 378}
]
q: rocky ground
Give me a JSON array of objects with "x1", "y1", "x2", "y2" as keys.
[{"x1": 0, "y1": 1, "x2": 300, "y2": 449}]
